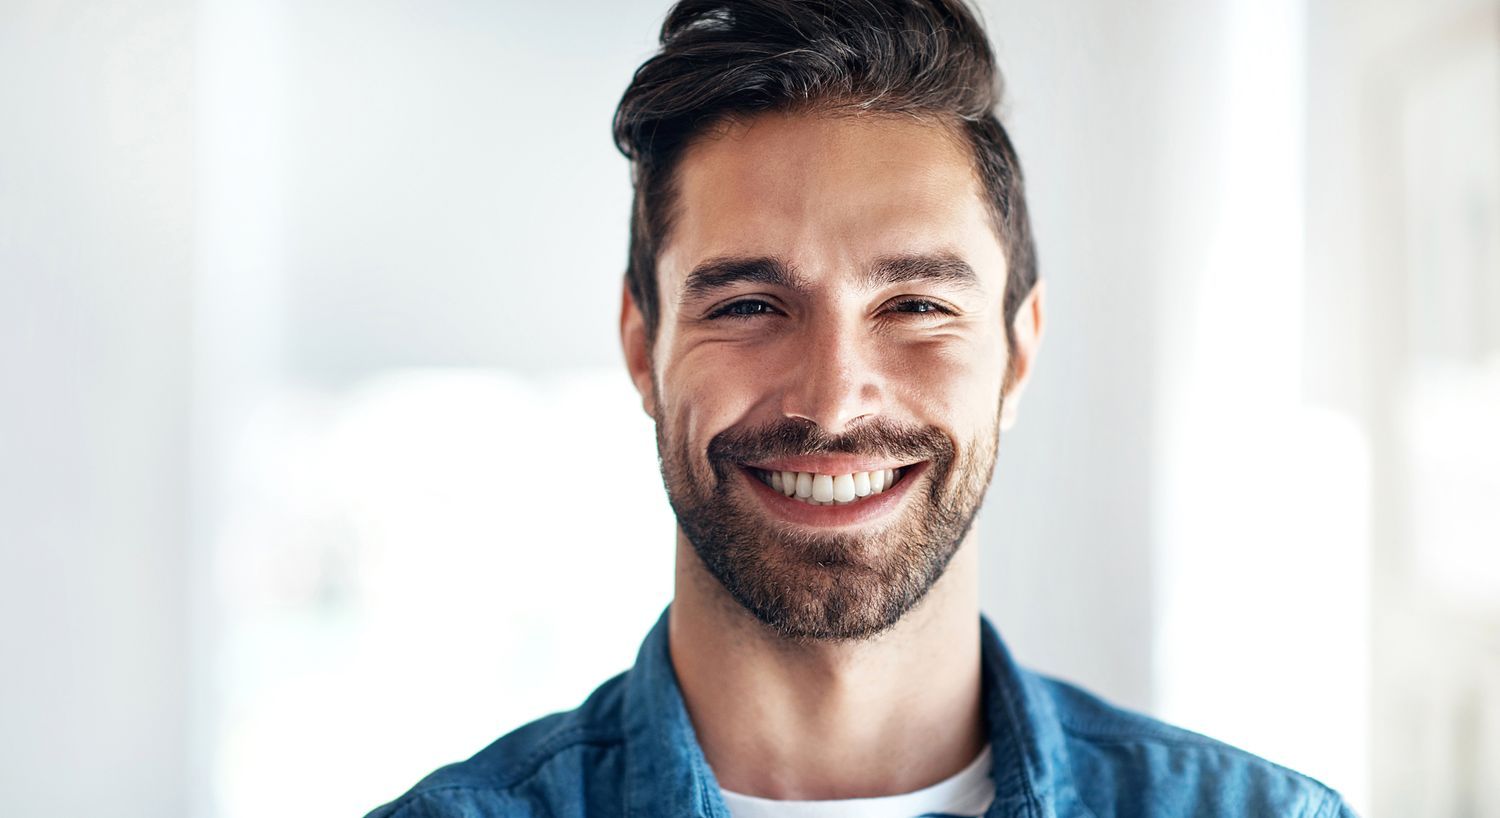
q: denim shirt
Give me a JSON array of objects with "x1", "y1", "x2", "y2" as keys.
[{"x1": 368, "y1": 609, "x2": 1356, "y2": 817}]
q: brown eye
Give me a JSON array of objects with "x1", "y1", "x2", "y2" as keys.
[
  {"x1": 710, "y1": 299, "x2": 779, "y2": 319},
  {"x1": 889, "y1": 299, "x2": 952, "y2": 315}
]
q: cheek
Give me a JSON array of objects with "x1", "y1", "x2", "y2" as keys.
[
  {"x1": 882, "y1": 335, "x2": 1006, "y2": 425},
  {"x1": 659, "y1": 344, "x2": 775, "y2": 447}
]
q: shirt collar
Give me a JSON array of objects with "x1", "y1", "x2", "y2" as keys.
[
  {"x1": 620, "y1": 607, "x2": 1083, "y2": 818},
  {"x1": 620, "y1": 607, "x2": 729, "y2": 817},
  {"x1": 978, "y1": 614, "x2": 1092, "y2": 817}
]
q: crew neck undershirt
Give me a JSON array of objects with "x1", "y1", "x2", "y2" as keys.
[{"x1": 718, "y1": 744, "x2": 995, "y2": 818}]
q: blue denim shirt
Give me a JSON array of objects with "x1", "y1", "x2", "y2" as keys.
[{"x1": 368, "y1": 609, "x2": 1355, "y2": 817}]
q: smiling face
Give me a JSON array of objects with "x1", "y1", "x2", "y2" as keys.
[{"x1": 621, "y1": 111, "x2": 1042, "y2": 640}]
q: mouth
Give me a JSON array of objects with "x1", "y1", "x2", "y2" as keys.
[
  {"x1": 736, "y1": 459, "x2": 927, "y2": 528},
  {"x1": 745, "y1": 465, "x2": 912, "y2": 506}
]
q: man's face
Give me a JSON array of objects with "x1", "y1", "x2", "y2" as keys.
[{"x1": 623, "y1": 112, "x2": 1035, "y2": 641}]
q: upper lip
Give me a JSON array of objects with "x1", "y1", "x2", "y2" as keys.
[{"x1": 743, "y1": 456, "x2": 922, "y2": 474}]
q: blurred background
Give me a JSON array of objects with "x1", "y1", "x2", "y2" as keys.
[{"x1": 1, "y1": 0, "x2": 1496, "y2": 815}]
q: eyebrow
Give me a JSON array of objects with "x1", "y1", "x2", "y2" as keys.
[
  {"x1": 864, "y1": 253, "x2": 982, "y2": 291},
  {"x1": 680, "y1": 256, "x2": 803, "y2": 302},
  {"x1": 678, "y1": 251, "x2": 982, "y2": 303}
]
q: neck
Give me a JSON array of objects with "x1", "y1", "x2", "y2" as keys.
[{"x1": 668, "y1": 530, "x2": 985, "y2": 800}]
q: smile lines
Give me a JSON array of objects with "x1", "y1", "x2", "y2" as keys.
[{"x1": 749, "y1": 466, "x2": 907, "y2": 506}]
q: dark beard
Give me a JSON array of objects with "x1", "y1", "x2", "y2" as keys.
[{"x1": 655, "y1": 403, "x2": 1001, "y2": 641}]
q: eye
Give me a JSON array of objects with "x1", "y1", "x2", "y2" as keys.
[
  {"x1": 709, "y1": 299, "x2": 780, "y2": 319},
  {"x1": 887, "y1": 298, "x2": 955, "y2": 316}
]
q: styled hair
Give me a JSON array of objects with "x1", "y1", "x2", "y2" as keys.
[{"x1": 613, "y1": 0, "x2": 1037, "y2": 360}]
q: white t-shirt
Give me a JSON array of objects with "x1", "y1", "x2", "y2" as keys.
[{"x1": 718, "y1": 744, "x2": 995, "y2": 818}]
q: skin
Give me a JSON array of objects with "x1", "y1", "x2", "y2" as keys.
[{"x1": 619, "y1": 111, "x2": 1045, "y2": 800}]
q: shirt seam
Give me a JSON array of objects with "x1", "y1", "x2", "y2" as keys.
[
  {"x1": 1061, "y1": 723, "x2": 1340, "y2": 817},
  {"x1": 1309, "y1": 787, "x2": 1347, "y2": 818},
  {"x1": 1058, "y1": 724, "x2": 1226, "y2": 750}
]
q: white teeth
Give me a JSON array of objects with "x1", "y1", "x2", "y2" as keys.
[
  {"x1": 831, "y1": 474, "x2": 856, "y2": 502},
  {"x1": 853, "y1": 471, "x2": 871, "y2": 497},
  {"x1": 755, "y1": 466, "x2": 909, "y2": 506},
  {"x1": 811, "y1": 474, "x2": 834, "y2": 502}
]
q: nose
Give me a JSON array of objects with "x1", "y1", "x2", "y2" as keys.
[{"x1": 779, "y1": 315, "x2": 884, "y2": 434}]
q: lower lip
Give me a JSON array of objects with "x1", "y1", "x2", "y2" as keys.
[{"x1": 738, "y1": 462, "x2": 929, "y2": 527}]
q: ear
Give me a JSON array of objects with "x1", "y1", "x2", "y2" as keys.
[
  {"x1": 619, "y1": 279, "x2": 659, "y2": 419},
  {"x1": 999, "y1": 279, "x2": 1046, "y2": 431}
]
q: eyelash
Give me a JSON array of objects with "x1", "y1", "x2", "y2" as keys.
[
  {"x1": 709, "y1": 299, "x2": 780, "y2": 319},
  {"x1": 708, "y1": 297, "x2": 956, "y2": 320},
  {"x1": 889, "y1": 298, "x2": 954, "y2": 315}
]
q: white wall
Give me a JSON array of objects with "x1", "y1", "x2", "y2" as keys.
[
  {"x1": 0, "y1": 2, "x2": 198, "y2": 816},
  {"x1": 977, "y1": 0, "x2": 1233, "y2": 713},
  {"x1": 1308, "y1": 0, "x2": 1500, "y2": 814}
]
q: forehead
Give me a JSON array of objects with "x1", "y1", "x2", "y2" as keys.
[{"x1": 659, "y1": 112, "x2": 1007, "y2": 296}]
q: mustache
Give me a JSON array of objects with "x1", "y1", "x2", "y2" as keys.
[{"x1": 705, "y1": 417, "x2": 954, "y2": 479}]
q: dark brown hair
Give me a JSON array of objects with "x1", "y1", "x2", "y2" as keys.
[{"x1": 614, "y1": 0, "x2": 1037, "y2": 358}]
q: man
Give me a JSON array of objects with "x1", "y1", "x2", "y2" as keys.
[{"x1": 370, "y1": 1, "x2": 1355, "y2": 815}]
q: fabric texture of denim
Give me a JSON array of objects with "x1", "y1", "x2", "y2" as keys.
[{"x1": 367, "y1": 608, "x2": 1357, "y2": 817}]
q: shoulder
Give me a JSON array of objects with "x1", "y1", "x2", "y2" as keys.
[
  {"x1": 364, "y1": 672, "x2": 630, "y2": 818},
  {"x1": 1029, "y1": 672, "x2": 1356, "y2": 818}
]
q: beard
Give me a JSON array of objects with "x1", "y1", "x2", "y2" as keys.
[{"x1": 655, "y1": 399, "x2": 1002, "y2": 642}]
